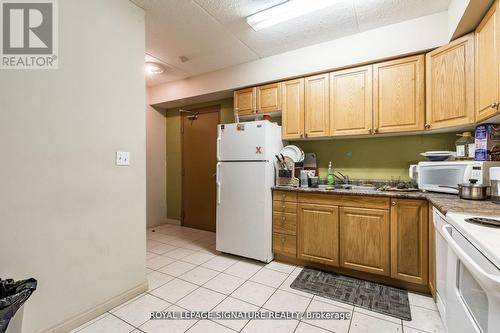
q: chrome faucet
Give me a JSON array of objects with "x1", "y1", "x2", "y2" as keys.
[{"x1": 334, "y1": 171, "x2": 349, "y2": 185}]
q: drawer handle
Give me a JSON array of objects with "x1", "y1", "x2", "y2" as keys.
[
  {"x1": 281, "y1": 236, "x2": 286, "y2": 244},
  {"x1": 392, "y1": 201, "x2": 397, "y2": 206},
  {"x1": 282, "y1": 194, "x2": 285, "y2": 199},
  {"x1": 282, "y1": 216, "x2": 286, "y2": 221}
]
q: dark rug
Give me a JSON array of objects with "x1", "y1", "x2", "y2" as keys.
[{"x1": 290, "y1": 267, "x2": 411, "y2": 320}]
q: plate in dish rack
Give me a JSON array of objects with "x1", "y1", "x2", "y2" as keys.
[{"x1": 280, "y1": 145, "x2": 304, "y2": 162}]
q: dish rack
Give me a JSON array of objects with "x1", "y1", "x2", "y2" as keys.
[{"x1": 275, "y1": 156, "x2": 300, "y2": 187}]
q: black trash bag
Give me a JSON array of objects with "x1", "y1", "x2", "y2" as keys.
[{"x1": 0, "y1": 278, "x2": 37, "y2": 333}]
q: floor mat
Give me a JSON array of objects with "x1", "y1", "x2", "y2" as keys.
[{"x1": 290, "y1": 267, "x2": 411, "y2": 320}]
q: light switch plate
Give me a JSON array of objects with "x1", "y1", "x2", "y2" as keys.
[{"x1": 116, "y1": 151, "x2": 130, "y2": 166}]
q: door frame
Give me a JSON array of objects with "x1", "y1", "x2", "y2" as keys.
[{"x1": 180, "y1": 105, "x2": 221, "y2": 229}]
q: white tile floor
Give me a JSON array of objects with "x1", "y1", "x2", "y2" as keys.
[{"x1": 72, "y1": 224, "x2": 445, "y2": 333}]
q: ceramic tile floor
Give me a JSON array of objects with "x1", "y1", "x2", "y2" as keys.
[{"x1": 72, "y1": 224, "x2": 445, "y2": 333}]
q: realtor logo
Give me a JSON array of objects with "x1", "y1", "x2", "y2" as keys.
[{"x1": 1, "y1": 0, "x2": 58, "y2": 69}]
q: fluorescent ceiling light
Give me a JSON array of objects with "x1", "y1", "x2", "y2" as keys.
[{"x1": 246, "y1": 0, "x2": 338, "y2": 31}]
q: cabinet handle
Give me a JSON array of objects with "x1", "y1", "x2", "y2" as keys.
[
  {"x1": 368, "y1": 128, "x2": 372, "y2": 134},
  {"x1": 373, "y1": 128, "x2": 379, "y2": 134},
  {"x1": 282, "y1": 194, "x2": 285, "y2": 199},
  {"x1": 424, "y1": 123, "x2": 431, "y2": 129},
  {"x1": 392, "y1": 201, "x2": 397, "y2": 206},
  {"x1": 300, "y1": 134, "x2": 303, "y2": 138},
  {"x1": 304, "y1": 133, "x2": 308, "y2": 138},
  {"x1": 281, "y1": 236, "x2": 286, "y2": 244},
  {"x1": 282, "y1": 216, "x2": 286, "y2": 221}
]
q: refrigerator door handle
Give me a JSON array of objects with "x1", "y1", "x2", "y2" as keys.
[
  {"x1": 216, "y1": 136, "x2": 221, "y2": 161},
  {"x1": 216, "y1": 162, "x2": 221, "y2": 205}
]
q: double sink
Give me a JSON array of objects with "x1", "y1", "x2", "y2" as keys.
[{"x1": 317, "y1": 184, "x2": 378, "y2": 191}]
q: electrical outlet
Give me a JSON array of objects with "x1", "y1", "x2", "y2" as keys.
[{"x1": 116, "y1": 151, "x2": 130, "y2": 166}]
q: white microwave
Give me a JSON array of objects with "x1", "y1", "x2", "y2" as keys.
[{"x1": 417, "y1": 161, "x2": 500, "y2": 194}]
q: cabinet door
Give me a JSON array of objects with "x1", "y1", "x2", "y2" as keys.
[
  {"x1": 429, "y1": 206, "x2": 436, "y2": 299},
  {"x1": 426, "y1": 33, "x2": 475, "y2": 129},
  {"x1": 390, "y1": 199, "x2": 428, "y2": 285},
  {"x1": 305, "y1": 74, "x2": 330, "y2": 138},
  {"x1": 476, "y1": 1, "x2": 500, "y2": 121},
  {"x1": 330, "y1": 66, "x2": 373, "y2": 136},
  {"x1": 234, "y1": 87, "x2": 256, "y2": 116},
  {"x1": 282, "y1": 78, "x2": 305, "y2": 140},
  {"x1": 297, "y1": 204, "x2": 339, "y2": 266},
  {"x1": 339, "y1": 207, "x2": 390, "y2": 276},
  {"x1": 373, "y1": 55, "x2": 425, "y2": 133},
  {"x1": 256, "y1": 83, "x2": 281, "y2": 113}
]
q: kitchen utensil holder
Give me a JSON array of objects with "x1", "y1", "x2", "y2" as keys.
[{"x1": 276, "y1": 156, "x2": 300, "y2": 187}]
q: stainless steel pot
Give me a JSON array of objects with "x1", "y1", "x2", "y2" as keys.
[{"x1": 457, "y1": 179, "x2": 490, "y2": 200}]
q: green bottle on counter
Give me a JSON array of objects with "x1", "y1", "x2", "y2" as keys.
[{"x1": 326, "y1": 161, "x2": 334, "y2": 185}]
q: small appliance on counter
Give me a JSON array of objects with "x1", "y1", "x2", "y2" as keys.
[
  {"x1": 491, "y1": 167, "x2": 500, "y2": 202},
  {"x1": 417, "y1": 160, "x2": 500, "y2": 194}
]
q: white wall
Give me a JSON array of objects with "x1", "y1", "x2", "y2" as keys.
[
  {"x1": 146, "y1": 89, "x2": 167, "y2": 227},
  {"x1": 150, "y1": 11, "x2": 449, "y2": 105},
  {"x1": 0, "y1": 1, "x2": 146, "y2": 332}
]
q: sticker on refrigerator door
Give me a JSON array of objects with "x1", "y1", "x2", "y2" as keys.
[
  {"x1": 256, "y1": 146, "x2": 262, "y2": 154},
  {"x1": 237, "y1": 124, "x2": 245, "y2": 131}
]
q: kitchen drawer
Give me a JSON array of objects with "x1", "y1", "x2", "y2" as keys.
[
  {"x1": 272, "y1": 201, "x2": 297, "y2": 213},
  {"x1": 273, "y1": 191, "x2": 297, "y2": 202},
  {"x1": 273, "y1": 232, "x2": 297, "y2": 257},
  {"x1": 273, "y1": 212, "x2": 297, "y2": 235}
]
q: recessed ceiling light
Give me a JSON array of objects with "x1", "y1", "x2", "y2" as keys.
[
  {"x1": 145, "y1": 62, "x2": 165, "y2": 75},
  {"x1": 246, "y1": 0, "x2": 338, "y2": 31}
]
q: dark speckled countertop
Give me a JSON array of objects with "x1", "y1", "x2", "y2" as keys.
[{"x1": 272, "y1": 186, "x2": 500, "y2": 217}]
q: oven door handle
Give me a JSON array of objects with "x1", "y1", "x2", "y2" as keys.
[{"x1": 442, "y1": 225, "x2": 500, "y2": 293}]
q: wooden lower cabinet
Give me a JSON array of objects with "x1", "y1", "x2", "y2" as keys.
[
  {"x1": 339, "y1": 207, "x2": 390, "y2": 276},
  {"x1": 297, "y1": 204, "x2": 339, "y2": 266},
  {"x1": 390, "y1": 199, "x2": 429, "y2": 285},
  {"x1": 429, "y1": 206, "x2": 436, "y2": 299},
  {"x1": 273, "y1": 232, "x2": 296, "y2": 257}
]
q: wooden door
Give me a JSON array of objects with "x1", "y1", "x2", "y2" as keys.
[
  {"x1": 390, "y1": 199, "x2": 428, "y2": 285},
  {"x1": 234, "y1": 87, "x2": 256, "y2": 116},
  {"x1": 256, "y1": 83, "x2": 281, "y2": 113},
  {"x1": 181, "y1": 106, "x2": 219, "y2": 232},
  {"x1": 330, "y1": 65, "x2": 373, "y2": 136},
  {"x1": 281, "y1": 78, "x2": 305, "y2": 140},
  {"x1": 297, "y1": 203, "x2": 339, "y2": 266},
  {"x1": 305, "y1": 73, "x2": 330, "y2": 138},
  {"x1": 429, "y1": 206, "x2": 436, "y2": 299},
  {"x1": 426, "y1": 33, "x2": 475, "y2": 129},
  {"x1": 476, "y1": 1, "x2": 500, "y2": 121},
  {"x1": 373, "y1": 55, "x2": 425, "y2": 133},
  {"x1": 339, "y1": 207, "x2": 390, "y2": 276}
]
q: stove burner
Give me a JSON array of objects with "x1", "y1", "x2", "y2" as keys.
[{"x1": 465, "y1": 217, "x2": 500, "y2": 227}]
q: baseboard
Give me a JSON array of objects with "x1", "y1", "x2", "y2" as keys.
[
  {"x1": 166, "y1": 218, "x2": 181, "y2": 226},
  {"x1": 42, "y1": 280, "x2": 148, "y2": 333}
]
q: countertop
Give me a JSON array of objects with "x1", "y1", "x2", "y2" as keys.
[{"x1": 272, "y1": 186, "x2": 500, "y2": 216}]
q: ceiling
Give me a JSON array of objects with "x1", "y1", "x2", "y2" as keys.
[{"x1": 135, "y1": 0, "x2": 451, "y2": 87}]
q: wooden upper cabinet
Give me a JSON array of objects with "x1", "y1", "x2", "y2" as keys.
[
  {"x1": 339, "y1": 207, "x2": 390, "y2": 276},
  {"x1": 234, "y1": 87, "x2": 256, "y2": 116},
  {"x1": 426, "y1": 33, "x2": 475, "y2": 129},
  {"x1": 476, "y1": 0, "x2": 500, "y2": 121},
  {"x1": 305, "y1": 73, "x2": 330, "y2": 138},
  {"x1": 297, "y1": 203, "x2": 339, "y2": 266},
  {"x1": 330, "y1": 66, "x2": 373, "y2": 136},
  {"x1": 373, "y1": 55, "x2": 425, "y2": 133},
  {"x1": 256, "y1": 83, "x2": 281, "y2": 113},
  {"x1": 390, "y1": 199, "x2": 428, "y2": 285},
  {"x1": 281, "y1": 79, "x2": 305, "y2": 140}
]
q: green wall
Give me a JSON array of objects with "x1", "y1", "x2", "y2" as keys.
[
  {"x1": 166, "y1": 97, "x2": 457, "y2": 219},
  {"x1": 292, "y1": 133, "x2": 457, "y2": 181},
  {"x1": 166, "y1": 98, "x2": 234, "y2": 220}
]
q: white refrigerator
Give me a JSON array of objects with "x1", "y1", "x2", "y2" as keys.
[{"x1": 216, "y1": 120, "x2": 283, "y2": 262}]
